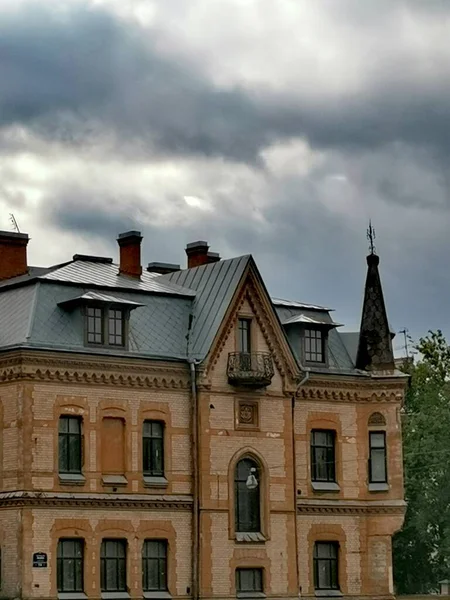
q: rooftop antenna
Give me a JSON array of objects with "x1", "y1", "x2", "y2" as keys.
[
  {"x1": 367, "y1": 220, "x2": 376, "y2": 255},
  {"x1": 9, "y1": 213, "x2": 20, "y2": 234},
  {"x1": 399, "y1": 328, "x2": 410, "y2": 360}
]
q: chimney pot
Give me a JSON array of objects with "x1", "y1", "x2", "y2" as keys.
[
  {"x1": 0, "y1": 230, "x2": 29, "y2": 280},
  {"x1": 186, "y1": 241, "x2": 210, "y2": 268},
  {"x1": 117, "y1": 230, "x2": 143, "y2": 278}
]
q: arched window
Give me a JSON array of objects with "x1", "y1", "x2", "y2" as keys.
[{"x1": 235, "y1": 457, "x2": 260, "y2": 533}]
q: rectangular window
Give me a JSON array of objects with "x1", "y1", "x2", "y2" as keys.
[
  {"x1": 143, "y1": 421, "x2": 164, "y2": 477},
  {"x1": 101, "y1": 418, "x2": 125, "y2": 475},
  {"x1": 314, "y1": 542, "x2": 339, "y2": 590},
  {"x1": 311, "y1": 430, "x2": 336, "y2": 482},
  {"x1": 236, "y1": 568, "x2": 263, "y2": 595},
  {"x1": 86, "y1": 306, "x2": 103, "y2": 344},
  {"x1": 304, "y1": 329, "x2": 324, "y2": 363},
  {"x1": 57, "y1": 539, "x2": 84, "y2": 593},
  {"x1": 369, "y1": 431, "x2": 387, "y2": 483},
  {"x1": 142, "y1": 540, "x2": 167, "y2": 592},
  {"x1": 238, "y1": 318, "x2": 252, "y2": 354},
  {"x1": 101, "y1": 539, "x2": 127, "y2": 592},
  {"x1": 108, "y1": 309, "x2": 124, "y2": 347},
  {"x1": 59, "y1": 416, "x2": 82, "y2": 474}
]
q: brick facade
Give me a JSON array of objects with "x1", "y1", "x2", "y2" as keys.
[{"x1": 0, "y1": 271, "x2": 406, "y2": 600}]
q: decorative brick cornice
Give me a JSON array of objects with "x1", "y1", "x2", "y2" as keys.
[
  {"x1": 0, "y1": 491, "x2": 193, "y2": 510},
  {"x1": 0, "y1": 350, "x2": 191, "y2": 389},
  {"x1": 298, "y1": 382, "x2": 405, "y2": 403},
  {"x1": 297, "y1": 501, "x2": 406, "y2": 516}
]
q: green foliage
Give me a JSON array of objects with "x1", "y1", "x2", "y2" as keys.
[{"x1": 393, "y1": 330, "x2": 450, "y2": 593}]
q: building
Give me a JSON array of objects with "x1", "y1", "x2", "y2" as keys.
[{"x1": 0, "y1": 229, "x2": 407, "y2": 599}]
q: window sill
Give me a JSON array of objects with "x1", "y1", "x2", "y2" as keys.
[
  {"x1": 235, "y1": 532, "x2": 266, "y2": 543},
  {"x1": 143, "y1": 592, "x2": 172, "y2": 599},
  {"x1": 315, "y1": 590, "x2": 342, "y2": 597},
  {"x1": 143, "y1": 476, "x2": 168, "y2": 489},
  {"x1": 312, "y1": 481, "x2": 340, "y2": 493},
  {"x1": 58, "y1": 594, "x2": 87, "y2": 600},
  {"x1": 59, "y1": 474, "x2": 86, "y2": 486},
  {"x1": 101, "y1": 593, "x2": 130, "y2": 600},
  {"x1": 102, "y1": 475, "x2": 128, "y2": 486},
  {"x1": 368, "y1": 482, "x2": 389, "y2": 492},
  {"x1": 237, "y1": 593, "x2": 266, "y2": 599}
]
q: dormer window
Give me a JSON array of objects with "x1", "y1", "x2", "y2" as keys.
[
  {"x1": 304, "y1": 328, "x2": 325, "y2": 363},
  {"x1": 58, "y1": 291, "x2": 144, "y2": 351},
  {"x1": 86, "y1": 306, "x2": 125, "y2": 347}
]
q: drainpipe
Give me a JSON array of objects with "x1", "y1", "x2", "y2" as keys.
[
  {"x1": 292, "y1": 370, "x2": 310, "y2": 598},
  {"x1": 189, "y1": 359, "x2": 200, "y2": 600}
]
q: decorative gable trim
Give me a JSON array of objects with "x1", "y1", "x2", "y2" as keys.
[{"x1": 202, "y1": 262, "x2": 299, "y2": 390}]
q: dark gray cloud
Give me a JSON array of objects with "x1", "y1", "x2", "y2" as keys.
[
  {"x1": 2, "y1": 2, "x2": 450, "y2": 167},
  {"x1": 4, "y1": 0, "x2": 450, "y2": 348}
]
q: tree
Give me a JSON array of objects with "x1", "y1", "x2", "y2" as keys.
[{"x1": 393, "y1": 330, "x2": 450, "y2": 593}]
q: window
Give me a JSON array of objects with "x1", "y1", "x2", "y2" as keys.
[
  {"x1": 57, "y1": 539, "x2": 84, "y2": 593},
  {"x1": 314, "y1": 542, "x2": 339, "y2": 591},
  {"x1": 87, "y1": 306, "x2": 103, "y2": 344},
  {"x1": 238, "y1": 318, "x2": 252, "y2": 353},
  {"x1": 304, "y1": 329, "x2": 324, "y2": 363},
  {"x1": 109, "y1": 309, "x2": 124, "y2": 346},
  {"x1": 143, "y1": 421, "x2": 164, "y2": 477},
  {"x1": 101, "y1": 539, "x2": 127, "y2": 592},
  {"x1": 86, "y1": 306, "x2": 125, "y2": 348},
  {"x1": 235, "y1": 458, "x2": 260, "y2": 533},
  {"x1": 311, "y1": 430, "x2": 336, "y2": 482},
  {"x1": 59, "y1": 416, "x2": 82, "y2": 474},
  {"x1": 236, "y1": 568, "x2": 263, "y2": 595},
  {"x1": 143, "y1": 540, "x2": 167, "y2": 592},
  {"x1": 369, "y1": 431, "x2": 387, "y2": 483}
]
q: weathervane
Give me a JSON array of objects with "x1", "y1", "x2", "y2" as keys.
[{"x1": 367, "y1": 220, "x2": 376, "y2": 255}]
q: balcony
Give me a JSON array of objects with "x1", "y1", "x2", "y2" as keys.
[{"x1": 227, "y1": 352, "x2": 274, "y2": 387}]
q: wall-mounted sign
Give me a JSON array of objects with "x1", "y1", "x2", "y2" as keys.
[{"x1": 33, "y1": 552, "x2": 48, "y2": 568}]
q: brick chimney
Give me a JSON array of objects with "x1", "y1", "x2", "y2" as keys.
[
  {"x1": 117, "y1": 231, "x2": 143, "y2": 278},
  {"x1": 0, "y1": 230, "x2": 29, "y2": 280},
  {"x1": 186, "y1": 241, "x2": 221, "y2": 268},
  {"x1": 186, "y1": 241, "x2": 209, "y2": 268}
]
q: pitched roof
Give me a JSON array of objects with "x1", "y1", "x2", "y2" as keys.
[
  {"x1": 40, "y1": 258, "x2": 195, "y2": 297},
  {"x1": 161, "y1": 255, "x2": 250, "y2": 360}
]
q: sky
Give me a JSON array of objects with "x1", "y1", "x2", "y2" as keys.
[{"x1": 1, "y1": 0, "x2": 450, "y2": 354}]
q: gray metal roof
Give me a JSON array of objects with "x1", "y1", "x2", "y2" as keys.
[
  {"x1": 272, "y1": 297, "x2": 332, "y2": 311},
  {"x1": 58, "y1": 291, "x2": 145, "y2": 308},
  {"x1": 161, "y1": 256, "x2": 250, "y2": 360},
  {"x1": 282, "y1": 314, "x2": 342, "y2": 327},
  {"x1": 26, "y1": 282, "x2": 192, "y2": 359},
  {"x1": 41, "y1": 259, "x2": 195, "y2": 297}
]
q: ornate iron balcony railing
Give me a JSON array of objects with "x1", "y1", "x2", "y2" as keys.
[{"x1": 227, "y1": 352, "x2": 274, "y2": 387}]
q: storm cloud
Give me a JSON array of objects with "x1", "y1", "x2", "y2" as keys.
[{"x1": 1, "y1": 0, "x2": 450, "y2": 348}]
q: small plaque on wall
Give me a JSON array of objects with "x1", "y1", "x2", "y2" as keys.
[
  {"x1": 33, "y1": 552, "x2": 48, "y2": 568},
  {"x1": 237, "y1": 400, "x2": 258, "y2": 429}
]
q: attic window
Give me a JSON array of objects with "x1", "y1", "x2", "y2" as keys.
[
  {"x1": 86, "y1": 306, "x2": 125, "y2": 348},
  {"x1": 304, "y1": 329, "x2": 324, "y2": 363}
]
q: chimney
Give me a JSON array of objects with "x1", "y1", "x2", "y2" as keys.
[
  {"x1": 147, "y1": 262, "x2": 180, "y2": 275},
  {"x1": 185, "y1": 241, "x2": 221, "y2": 268},
  {"x1": 117, "y1": 230, "x2": 143, "y2": 278},
  {"x1": 207, "y1": 251, "x2": 220, "y2": 264},
  {"x1": 0, "y1": 230, "x2": 29, "y2": 280},
  {"x1": 186, "y1": 241, "x2": 209, "y2": 268}
]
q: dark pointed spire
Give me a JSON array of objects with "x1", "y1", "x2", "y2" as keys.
[{"x1": 355, "y1": 224, "x2": 394, "y2": 371}]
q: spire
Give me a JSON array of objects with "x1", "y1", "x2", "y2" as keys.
[{"x1": 355, "y1": 224, "x2": 394, "y2": 371}]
